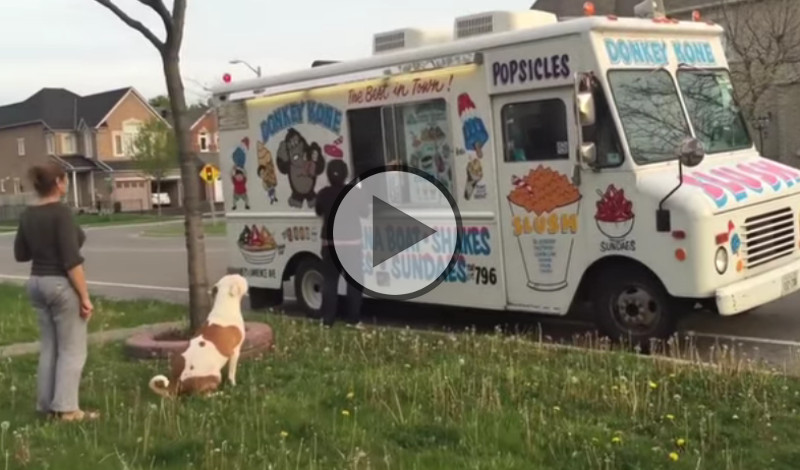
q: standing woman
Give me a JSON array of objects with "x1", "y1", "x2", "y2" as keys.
[{"x1": 14, "y1": 162, "x2": 98, "y2": 422}]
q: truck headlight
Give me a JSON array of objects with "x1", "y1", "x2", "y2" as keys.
[{"x1": 715, "y1": 247, "x2": 729, "y2": 274}]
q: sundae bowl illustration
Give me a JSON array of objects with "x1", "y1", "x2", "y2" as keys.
[
  {"x1": 508, "y1": 166, "x2": 581, "y2": 291},
  {"x1": 594, "y1": 185, "x2": 634, "y2": 239},
  {"x1": 237, "y1": 225, "x2": 285, "y2": 264}
]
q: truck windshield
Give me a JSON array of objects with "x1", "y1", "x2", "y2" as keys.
[
  {"x1": 608, "y1": 69, "x2": 691, "y2": 164},
  {"x1": 676, "y1": 69, "x2": 752, "y2": 153}
]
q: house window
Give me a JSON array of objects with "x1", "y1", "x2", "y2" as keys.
[
  {"x1": 122, "y1": 120, "x2": 141, "y2": 156},
  {"x1": 83, "y1": 131, "x2": 93, "y2": 158},
  {"x1": 62, "y1": 134, "x2": 76, "y2": 155},
  {"x1": 46, "y1": 134, "x2": 55, "y2": 155},
  {"x1": 17, "y1": 138, "x2": 25, "y2": 156},
  {"x1": 113, "y1": 133, "x2": 124, "y2": 157},
  {"x1": 199, "y1": 131, "x2": 209, "y2": 152},
  {"x1": 501, "y1": 99, "x2": 569, "y2": 162},
  {"x1": 12, "y1": 178, "x2": 20, "y2": 194}
]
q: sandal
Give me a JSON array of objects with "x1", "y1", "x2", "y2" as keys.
[{"x1": 54, "y1": 410, "x2": 101, "y2": 422}]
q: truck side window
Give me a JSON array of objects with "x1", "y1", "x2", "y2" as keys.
[
  {"x1": 501, "y1": 99, "x2": 569, "y2": 162},
  {"x1": 590, "y1": 88, "x2": 624, "y2": 167}
]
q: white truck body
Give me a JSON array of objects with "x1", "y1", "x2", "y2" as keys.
[{"x1": 211, "y1": 10, "x2": 800, "y2": 340}]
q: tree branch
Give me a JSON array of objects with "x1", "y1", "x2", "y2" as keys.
[
  {"x1": 165, "y1": 0, "x2": 186, "y2": 54},
  {"x1": 136, "y1": 0, "x2": 173, "y2": 32},
  {"x1": 92, "y1": 0, "x2": 164, "y2": 52}
]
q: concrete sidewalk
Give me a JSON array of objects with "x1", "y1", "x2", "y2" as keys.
[{"x1": 0, "y1": 321, "x2": 182, "y2": 358}]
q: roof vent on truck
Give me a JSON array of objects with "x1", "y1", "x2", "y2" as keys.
[
  {"x1": 453, "y1": 10, "x2": 558, "y2": 40},
  {"x1": 372, "y1": 28, "x2": 452, "y2": 55}
]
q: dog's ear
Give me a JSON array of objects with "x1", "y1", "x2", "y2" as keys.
[
  {"x1": 209, "y1": 283, "x2": 219, "y2": 298},
  {"x1": 228, "y1": 279, "x2": 243, "y2": 298}
]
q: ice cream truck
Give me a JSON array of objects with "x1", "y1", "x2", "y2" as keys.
[{"x1": 211, "y1": 8, "x2": 800, "y2": 344}]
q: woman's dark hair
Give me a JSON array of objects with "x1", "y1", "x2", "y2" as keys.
[{"x1": 27, "y1": 162, "x2": 66, "y2": 197}]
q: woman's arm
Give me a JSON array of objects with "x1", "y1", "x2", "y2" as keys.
[
  {"x1": 56, "y1": 209, "x2": 90, "y2": 302},
  {"x1": 13, "y1": 221, "x2": 31, "y2": 262}
]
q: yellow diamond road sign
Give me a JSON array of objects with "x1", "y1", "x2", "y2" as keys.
[{"x1": 200, "y1": 164, "x2": 220, "y2": 183}]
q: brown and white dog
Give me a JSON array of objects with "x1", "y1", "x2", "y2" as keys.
[{"x1": 149, "y1": 274, "x2": 248, "y2": 398}]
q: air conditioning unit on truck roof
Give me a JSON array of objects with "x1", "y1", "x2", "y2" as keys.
[
  {"x1": 454, "y1": 10, "x2": 558, "y2": 39},
  {"x1": 372, "y1": 28, "x2": 452, "y2": 55}
]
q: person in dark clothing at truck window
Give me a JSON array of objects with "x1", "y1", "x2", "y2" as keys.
[
  {"x1": 315, "y1": 158, "x2": 368, "y2": 329},
  {"x1": 13, "y1": 162, "x2": 98, "y2": 422}
]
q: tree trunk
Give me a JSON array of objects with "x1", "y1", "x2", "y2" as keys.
[
  {"x1": 156, "y1": 177, "x2": 162, "y2": 218},
  {"x1": 162, "y1": 52, "x2": 211, "y2": 332}
]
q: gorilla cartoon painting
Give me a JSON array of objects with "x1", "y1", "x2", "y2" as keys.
[{"x1": 276, "y1": 128, "x2": 326, "y2": 208}]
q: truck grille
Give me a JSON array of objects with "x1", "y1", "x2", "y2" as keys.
[{"x1": 742, "y1": 207, "x2": 796, "y2": 269}]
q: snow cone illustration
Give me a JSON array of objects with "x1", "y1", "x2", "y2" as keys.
[
  {"x1": 457, "y1": 93, "x2": 489, "y2": 159},
  {"x1": 231, "y1": 137, "x2": 250, "y2": 210},
  {"x1": 237, "y1": 224, "x2": 285, "y2": 264}
]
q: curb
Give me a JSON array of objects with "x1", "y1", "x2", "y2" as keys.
[{"x1": 0, "y1": 321, "x2": 183, "y2": 358}]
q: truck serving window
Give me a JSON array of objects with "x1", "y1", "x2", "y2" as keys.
[
  {"x1": 608, "y1": 69, "x2": 691, "y2": 164},
  {"x1": 501, "y1": 99, "x2": 568, "y2": 162},
  {"x1": 348, "y1": 98, "x2": 455, "y2": 203},
  {"x1": 677, "y1": 69, "x2": 752, "y2": 154}
]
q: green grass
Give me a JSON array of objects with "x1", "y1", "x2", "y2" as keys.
[
  {"x1": 0, "y1": 283, "x2": 187, "y2": 346},
  {"x1": 0, "y1": 290, "x2": 798, "y2": 468},
  {"x1": 0, "y1": 213, "x2": 173, "y2": 231},
  {"x1": 140, "y1": 220, "x2": 227, "y2": 238}
]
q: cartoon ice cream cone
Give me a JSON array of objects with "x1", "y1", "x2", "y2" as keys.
[{"x1": 457, "y1": 93, "x2": 489, "y2": 159}]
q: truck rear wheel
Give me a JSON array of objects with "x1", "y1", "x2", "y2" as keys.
[
  {"x1": 594, "y1": 265, "x2": 677, "y2": 348},
  {"x1": 294, "y1": 258, "x2": 324, "y2": 319}
]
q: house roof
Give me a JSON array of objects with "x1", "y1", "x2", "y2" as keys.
[
  {"x1": 0, "y1": 86, "x2": 137, "y2": 131},
  {"x1": 51, "y1": 155, "x2": 113, "y2": 172}
]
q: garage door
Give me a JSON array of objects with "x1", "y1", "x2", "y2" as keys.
[{"x1": 114, "y1": 179, "x2": 149, "y2": 212}]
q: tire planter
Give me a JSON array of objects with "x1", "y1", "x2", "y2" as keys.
[{"x1": 124, "y1": 321, "x2": 274, "y2": 360}]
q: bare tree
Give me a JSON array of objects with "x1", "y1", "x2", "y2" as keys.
[
  {"x1": 717, "y1": 0, "x2": 800, "y2": 118},
  {"x1": 92, "y1": 0, "x2": 211, "y2": 331}
]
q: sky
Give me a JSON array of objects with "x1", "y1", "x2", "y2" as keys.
[{"x1": 0, "y1": 0, "x2": 536, "y2": 105}]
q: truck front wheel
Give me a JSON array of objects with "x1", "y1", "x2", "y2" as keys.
[
  {"x1": 294, "y1": 258, "x2": 325, "y2": 319},
  {"x1": 594, "y1": 266, "x2": 678, "y2": 347}
]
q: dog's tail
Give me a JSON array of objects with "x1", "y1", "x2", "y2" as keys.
[{"x1": 148, "y1": 375, "x2": 173, "y2": 398}]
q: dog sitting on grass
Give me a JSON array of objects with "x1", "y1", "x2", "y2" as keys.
[{"x1": 148, "y1": 274, "x2": 248, "y2": 398}]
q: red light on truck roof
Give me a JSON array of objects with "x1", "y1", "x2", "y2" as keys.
[
  {"x1": 223, "y1": 73, "x2": 232, "y2": 83},
  {"x1": 671, "y1": 230, "x2": 686, "y2": 240},
  {"x1": 692, "y1": 10, "x2": 701, "y2": 21},
  {"x1": 583, "y1": 1, "x2": 596, "y2": 16}
]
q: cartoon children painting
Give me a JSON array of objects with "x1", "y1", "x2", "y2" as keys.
[
  {"x1": 231, "y1": 137, "x2": 250, "y2": 210},
  {"x1": 257, "y1": 140, "x2": 278, "y2": 204}
]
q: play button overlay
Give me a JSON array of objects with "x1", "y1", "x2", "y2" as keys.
[{"x1": 329, "y1": 166, "x2": 463, "y2": 301}]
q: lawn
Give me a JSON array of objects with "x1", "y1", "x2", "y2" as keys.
[
  {"x1": 0, "y1": 213, "x2": 174, "y2": 232},
  {"x1": 140, "y1": 219, "x2": 227, "y2": 237},
  {"x1": 0, "y1": 283, "x2": 187, "y2": 346},
  {"x1": 0, "y1": 290, "x2": 798, "y2": 468}
]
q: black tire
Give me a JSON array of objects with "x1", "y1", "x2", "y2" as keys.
[
  {"x1": 248, "y1": 287, "x2": 282, "y2": 311},
  {"x1": 294, "y1": 257, "x2": 325, "y2": 319},
  {"x1": 593, "y1": 265, "x2": 678, "y2": 349}
]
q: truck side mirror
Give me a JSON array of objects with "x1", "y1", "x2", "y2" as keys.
[
  {"x1": 677, "y1": 136, "x2": 705, "y2": 168},
  {"x1": 580, "y1": 143, "x2": 597, "y2": 166},
  {"x1": 578, "y1": 92, "x2": 596, "y2": 127}
]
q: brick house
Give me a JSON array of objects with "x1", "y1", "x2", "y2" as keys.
[
  {"x1": 0, "y1": 86, "x2": 179, "y2": 211},
  {"x1": 188, "y1": 107, "x2": 224, "y2": 203}
]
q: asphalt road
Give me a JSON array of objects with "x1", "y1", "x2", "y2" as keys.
[{"x1": 2, "y1": 221, "x2": 800, "y2": 372}]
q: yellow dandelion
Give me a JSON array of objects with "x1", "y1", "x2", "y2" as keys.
[
  {"x1": 665, "y1": 414, "x2": 675, "y2": 421},
  {"x1": 346, "y1": 391, "x2": 355, "y2": 400},
  {"x1": 676, "y1": 438, "x2": 686, "y2": 447},
  {"x1": 649, "y1": 381, "x2": 658, "y2": 390},
  {"x1": 612, "y1": 436, "x2": 622, "y2": 444},
  {"x1": 669, "y1": 452, "x2": 679, "y2": 461},
  {"x1": 341, "y1": 409, "x2": 351, "y2": 417},
  {"x1": 280, "y1": 431, "x2": 289, "y2": 439}
]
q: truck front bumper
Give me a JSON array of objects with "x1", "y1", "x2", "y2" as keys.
[{"x1": 716, "y1": 257, "x2": 800, "y2": 315}]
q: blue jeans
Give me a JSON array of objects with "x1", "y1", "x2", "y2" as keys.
[{"x1": 26, "y1": 276, "x2": 87, "y2": 413}]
